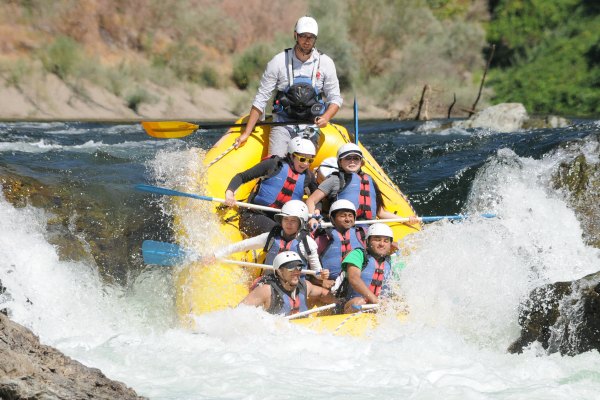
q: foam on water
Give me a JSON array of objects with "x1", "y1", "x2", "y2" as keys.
[{"x1": 2, "y1": 136, "x2": 600, "y2": 399}]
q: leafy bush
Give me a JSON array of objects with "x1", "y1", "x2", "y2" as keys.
[
  {"x1": 125, "y1": 86, "x2": 156, "y2": 113},
  {"x1": 199, "y1": 66, "x2": 221, "y2": 88},
  {"x1": 152, "y1": 41, "x2": 205, "y2": 84},
  {"x1": 38, "y1": 36, "x2": 83, "y2": 79},
  {"x1": 232, "y1": 42, "x2": 278, "y2": 90},
  {"x1": 487, "y1": 0, "x2": 600, "y2": 115},
  {"x1": 0, "y1": 59, "x2": 33, "y2": 88}
]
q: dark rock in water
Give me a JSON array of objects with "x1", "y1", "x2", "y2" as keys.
[
  {"x1": 552, "y1": 138, "x2": 600, "y2": 249},
  {"x1": 0, "y1": 313, "x2": 146, "y2": 399},
  {"x1": 0, "y1": 170, "x2": 173, "y2": 285},
  {"x1": 508, "y1": 271, "x2": 600, "y2": 356},
  {"x1": 0, "y1": 279, "x2": 7, "y2": 316}
]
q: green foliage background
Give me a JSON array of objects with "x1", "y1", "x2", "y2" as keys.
[
  {"x1": 487, "y1": 0, "x2": 600, "y2": 116},
  {"x1": 1, "y1": 0, "x2": 599, "y2": 116}
]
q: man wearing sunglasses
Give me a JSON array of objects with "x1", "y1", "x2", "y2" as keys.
[
  {"x1": 234, "y1": 16, "x2": 343, "y2": 157},
  {"x1": 240, "y1": 251, "x2": 337, "y2": 317},
  {"x1": 224, "y1": 137, "x2": 317, "y2": 236}
]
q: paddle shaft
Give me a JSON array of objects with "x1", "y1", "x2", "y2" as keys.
[
  {"x1": 285, "y1": 303, "x2": 337, "y2": 320},
  {"x1": 177, "y1": 120, "x2": 308, "y2": 130},
  {"x1": 142, "y1": 239, "x2": 318, "y2": 276},
  {"x1": 142, "y1": 120, "x2": 313, "y2": 139},
  {"x1": 135, "y1": 184, "x2": 322, "y2": 218},
  {"x1": 319, "y1": 214, "x2": 497, "y2": 228},
  {"x1": 355, "y1": 304, "x2": 379, "y2": 311},
  {"x1": 353, "y1": 97, "x2": 359, "y2": 144},
  {"x1": 223, "y1": 259, "x2": 316, "y2": 276},
  {"x1": 135, "y1": 184, "x2": 280, "y2": 214}
]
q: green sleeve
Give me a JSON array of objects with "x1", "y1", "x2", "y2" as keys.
[{"x1": 341, "y1": 249, "x2": 365, "y2": 272}]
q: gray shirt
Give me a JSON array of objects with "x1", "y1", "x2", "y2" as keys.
[{"x1": 317, "y1": 174, "x2": 342, "y2": 197}]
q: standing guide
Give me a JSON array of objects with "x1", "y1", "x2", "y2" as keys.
[{"x1": 234, "y1": 16, "x2": 343, "y2": 156}]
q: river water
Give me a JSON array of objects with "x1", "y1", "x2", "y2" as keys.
[{"x1": 1, "y1": 119, "x2": 600, "y2": 399}]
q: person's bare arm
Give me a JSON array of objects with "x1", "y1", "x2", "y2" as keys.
[
  {"x1": 306, "y1": 189, "x2": 326, "y2": 229},
  {"x1": 239, "y1": 284, "x2": 271, "y2": 310},
  {"x1": 347, "y1": 265, "x2": 378, "y2": 304},
  {"x1": 235, "y1": 106, "x2": 262, "y2": 148}
]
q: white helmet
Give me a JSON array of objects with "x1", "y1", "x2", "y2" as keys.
[
  {"x1": 295, "y1": 16, "x2": 318, "y2": 36},
  {"x1": 328, "y1": 199, "x2": 356, "y2": 219},
  {"x1": 366, "y1": 223, "x2": 394, "y2": 240},
  {"x1": 273, "y1": 251, "x2": 303, "y2": 269},
  {"x1": 287, "y1": 137, "x2": 316, "y2": 156},
  {"x1": 337, "y1": 143, "x2": 363, "y2": 160},
  {"x1": 316, "y1": 157, "x2": 338, "y2": 179},
  {"x1": 274, "y1": 200, "x2": 309, "y2": 224}
]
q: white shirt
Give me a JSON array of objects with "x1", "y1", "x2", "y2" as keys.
[
  {"x1": 252, "y1": 48, "x2": 343, "y2": 116},
  {"x1": 214, "y1": 232, "x2": 323, "y2": 273}
]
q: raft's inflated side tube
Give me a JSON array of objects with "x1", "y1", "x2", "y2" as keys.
[{"x1": 173, "y1": 116, "x2": 420, "y2": 327}]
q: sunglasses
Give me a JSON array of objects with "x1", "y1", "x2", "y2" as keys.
[
  {"x1": 342, "y1": 155, "x2": 362, "y2": 162},
  {"x1": 293, "y1": 153, "x2": 315, "y2": 164},
  {"x1": 281, "y1": 262, "x2": 303, "y2": 271},
  {"x1": 297, "y1": 33, "x2": 317, "y2": 41}
]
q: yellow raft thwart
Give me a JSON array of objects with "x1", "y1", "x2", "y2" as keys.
[{"x1": 173, "y1": 117, "x2": 419, "y2": 335}]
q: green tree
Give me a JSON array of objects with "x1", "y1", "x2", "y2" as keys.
[{"x1": 488, "y1": 0, "x2": 600, "y2": 115}]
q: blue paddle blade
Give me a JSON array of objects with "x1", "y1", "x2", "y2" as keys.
[{"x1": 142, "y1": 240, "x2": 189, "y2": 266}]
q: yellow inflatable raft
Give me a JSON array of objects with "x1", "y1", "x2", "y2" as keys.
[{"x1": 173, "y1": 116, "x2": 419, "y2": 335}]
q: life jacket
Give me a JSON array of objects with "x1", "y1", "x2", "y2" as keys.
[
  {"x1": 273, "y1": 48, "x2": 326, "y2": 122},
  {"x1": 336, "y1": 172, "x2": 378, "y2": 220},
  {"x1": 346, "y1": 249, "x2": 391, "y2": 300},
  {"x1": 263, "y1": 226, "x2": 311, "y2": 268},
  {"x1": 251, "y1": 157, "x2": 306, "y2": 209},
  {"x1": 319, "y1": 227, "x2": 366, "y2": 280},
  {"x1": 262, "y1": 275, "x2": 309, "y2": 316}
]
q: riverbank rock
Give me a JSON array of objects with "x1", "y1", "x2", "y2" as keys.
[
  {"x1": 508, "y1": 271, "x2": 600, "y2": 356},
  {"x1": 552, "y1": 139, "x2": 600, "y2": 249},
  {"x1": 0, "y1": 170, "x2": 173, "y2": 284},
  {"x1": 453, "y1": 103, "x2": 529, "y2": 132},
  {"x1": 0, "y1": 313, "x2": 145, "y2": 399}
]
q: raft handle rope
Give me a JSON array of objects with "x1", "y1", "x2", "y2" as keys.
[{"x1": 207, "y1": 143, "x2": 236, "y2": 168}]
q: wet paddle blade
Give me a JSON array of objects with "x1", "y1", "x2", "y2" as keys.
[
  {"x1": 141, "y1": 121, "x2": 199, "y2": 139},
  {"x1": 142, "y1": 240, "x2": 190, "y2": 266}
]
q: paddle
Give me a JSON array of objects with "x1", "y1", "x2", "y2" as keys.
[
  {"x1": 285, "y1": 303, "x2": 337, "y2": 320},
  {"x1": 142, "y1": 120, "x2": 306, "y2": 139},
  {"x1": 135, "y1": 184, "x2": 280, "y2": 214},
  {"x1": 353, "y1": 96, "x2": 359, "y2": 144},
  {"x1": 351, "y1": 303, "x2": 380, "y2": 311},
  {"x1": 135, "y1": 184, "x2": 323, "y2": 220},
  {"x1": 319, "y1": 213, "x2": 497, "y2": 228},
  {"x1": 142, "y1": 240, "x2": 317, "y2": 276}
]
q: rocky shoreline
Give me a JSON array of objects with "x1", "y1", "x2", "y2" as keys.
[{"x1": 0, "y1": 312, "x2": 145, "y2": 399}]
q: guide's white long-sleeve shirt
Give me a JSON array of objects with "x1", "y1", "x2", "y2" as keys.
[{"x1": 252, "y1": 48, "x2": 343, "y2": 116}]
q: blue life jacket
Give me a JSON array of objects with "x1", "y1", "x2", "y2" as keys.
[
  {"x1": 263, "y1": 227, "x2": 310, "y2": 268},
  {"x1": 336, "y1": 172, "x2": 378, "y2": 220},
  {"x1": 319, "y1": 227, "x2": 366, "y2": 279},
  {"x1": 346, "y1": 250, "x2": 391, "y2": 300},
  {"x1": 264, "y1": 276, "x2": 309, "y2": 316},
  {"x1": 252, "y1": 158, "x2": 306, "y2": 209}
]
